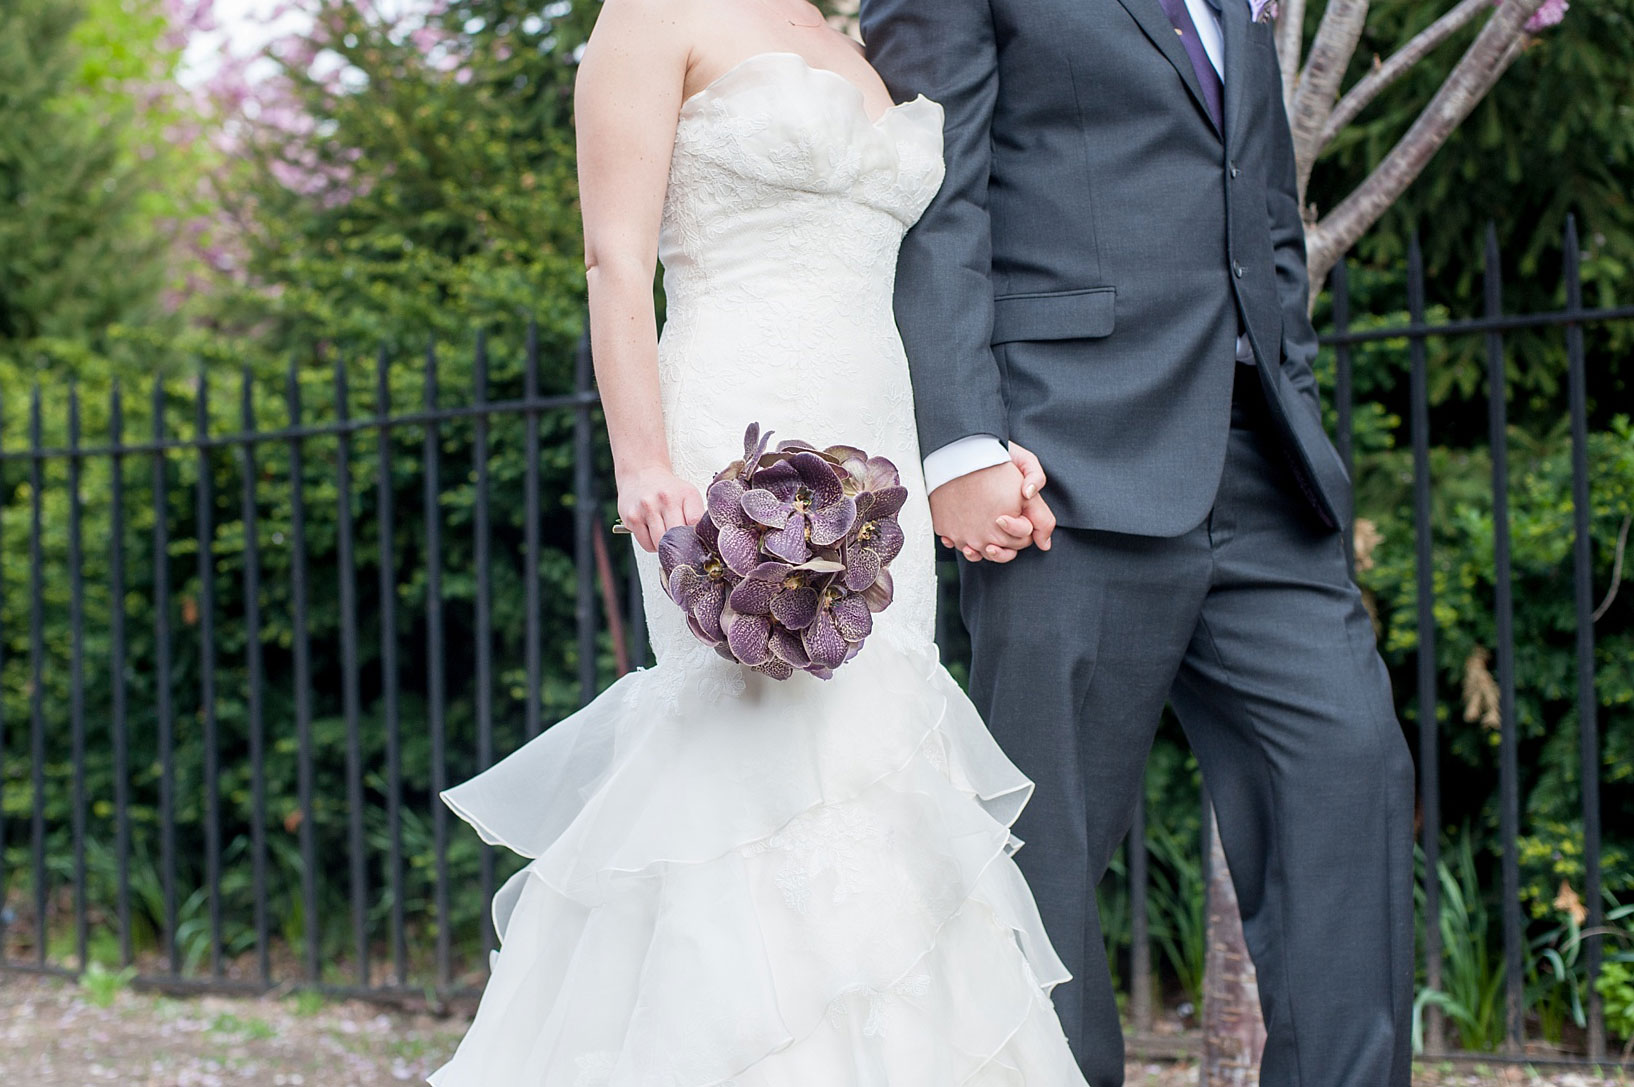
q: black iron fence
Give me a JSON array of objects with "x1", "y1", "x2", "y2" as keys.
[{"x1": 1, "y1": 218, "x2": 1630, "y2": 1064}]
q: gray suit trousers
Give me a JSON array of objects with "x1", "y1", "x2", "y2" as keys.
[{"x1": 961, "y1": 379, "x2": 1415, "y2": 1087}]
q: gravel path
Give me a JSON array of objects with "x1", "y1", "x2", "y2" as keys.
[{"x1": 2, "y1": 972, "x2": 1629, "y2": 1086}]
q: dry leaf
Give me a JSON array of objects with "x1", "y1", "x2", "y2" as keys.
[
  {"x1": 1353, "y1": 518, "x2": 1383, "y2": 573},
  {"x1": 1462, "y1": 647, "x2": 1501, "y2": 730},
  {"x1": 1554, "y1": 879, "x2": 1588, "y2": 926}
]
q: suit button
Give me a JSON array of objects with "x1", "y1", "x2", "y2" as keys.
[
  {"x1": 1230, "y1": 162, "x2": 1241, "y2": 178},
  {"x1": 1233, "y1": 262, "x2": 1244, "y2": 278}
]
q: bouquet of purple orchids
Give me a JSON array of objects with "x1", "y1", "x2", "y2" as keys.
[{"x1": 657, "y1": 423, "x2": 907, "y2": 680}]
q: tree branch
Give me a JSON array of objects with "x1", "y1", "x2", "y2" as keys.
[
  {"x1": 1275, "y1": 0, "x2": 1308, "y2": 113},
  {"x1": 1320, "y1": 0, "x2": 1490, "y2": 151},
  {"x1": 1304, "y1": 0, "x2": 1544, "y2": 288},
  {"x1": 1593, "y1": 513, "x2": 1631, "y2": 623},
  {"x1": 1289, "y1": 0, "x2": 1371, "y2": 199}
]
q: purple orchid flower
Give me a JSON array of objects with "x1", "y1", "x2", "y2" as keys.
[
  {"x1": 658, "y1": 526, "x2": 731, "y2": 644},
  {"x1": 657, "y1": 424, "x2": 909, "y2": 680},
  {"x1": 739, "y1": 452, "x2": 859, "y2": 564}
]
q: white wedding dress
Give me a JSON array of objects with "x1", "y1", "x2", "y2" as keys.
[{"x1": 429, "y1": 52, "x2": 1089, "y2": 1087}]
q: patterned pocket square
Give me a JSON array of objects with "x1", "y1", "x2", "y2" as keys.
[{"x1": 1249, "y1": 0, "x2": 1279, "y2": 22}]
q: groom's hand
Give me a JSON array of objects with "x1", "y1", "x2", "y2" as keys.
[
  {"x1": 930, "y1": 462, "x2": 1039, "y2": 563},
  {"x1": 1003, "y1": 442, "x2": 1056, "y2": 553}
]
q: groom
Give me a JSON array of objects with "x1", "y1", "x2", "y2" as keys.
[{"x1": 861, "y1": 1, "x2": 1415, "y2": 1085}]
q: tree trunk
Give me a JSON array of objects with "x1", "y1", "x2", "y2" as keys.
[{"x1": 1202, "y1": 810, "x2": 1267, "y2": 1087}]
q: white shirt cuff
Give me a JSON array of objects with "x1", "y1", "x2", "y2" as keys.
[{"x1": 922, "y1": 435, "x2": 1011, "y2": 495}]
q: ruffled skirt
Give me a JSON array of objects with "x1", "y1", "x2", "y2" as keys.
[{"x1": 427, "y1": 632, "x2": 1087, "y2": 1086}]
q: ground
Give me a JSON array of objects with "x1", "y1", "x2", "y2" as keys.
[{"x1": 0, "y1": 972, "x2": 1628, "y2": 1086}]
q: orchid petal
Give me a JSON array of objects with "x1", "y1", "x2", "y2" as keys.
[
  {"x1": 862, "y1": 568, "x2": 894, "y2": 613},
  {"x1": 658, "y1": 527, "x2": 707, "y2": 581},
  {"x1": 716, "y1": 524, "x2": 762, "y2": 576},
  {"x1": 802, "y1": 610, "x2": 848, "y2": 670},
  {"x1": 792, "y1": 558, "x2": 846, "y2": 574},
  {"x1": 864, "y1": 456, "x2": 901, "y2": 491},
  {"x1": 868, "y1": 518, "x2": 906, "y2": 564},
  {"x1": 691, "y1": 581, "x2": 726, "y2": 641},
  {"x1": 754, "y1": 656, "x2": 795, "y2": 680},
  {"x1": 707, "y1": 478, "x2": 750, "y2": 528},
  {"x1": 728, "y1": 576, "x2": 781, "y2": 616},
  {"x1": 694, "y1": 513, "x2": 720, "y2": 551},
  {"x1": 762, "y1": 512, "x2": 811, "y2": 564},
  {"x1": 775, "y1": 439, "x2": 818, "y2": 454},
  {"x1": 842, "y1": 547, "x2": 881, "y2": 593},
  {"x1": 823, "y1": 444, "x2": 868, "y2": 466},
  {"x1": 831, "y1": 594, "x2": 874, "y2": 642},
  {"x1": 792, "y1": 451, "x2": 844, "y2": 508},
  {"x1": 770, "y1": 587, "x2": 820, "y2": 631},
  {"x1": 769, "y1": 627, "x2": 810, "y2": 668},
  {"x1": 740, "y1": 488, "x2": 793, "y2": 528},
  {"x1": 725, "y1": 611, "x2": 772, "y2": 666},
  {"x1": 742, "y1": 422, "x2": 773, "y2": 468},
  {"x1": 668, "y1": 565, "x2": 703, "y2": 607},
  {"x1": 746, "y1": 561, "x2": 793, "y2": 581},
  {"x1": 807, "y1": 495, "x2": 858, "y2": 547},
  {"x1": 860, "y1": 486, "x2": 908, "y2": 522},
  {"x1": 687, "y1": 614, "x2": 722, "y2": 647},
  {"x1": 749, "y1": 459, "x2": 802, "y2": 501}
]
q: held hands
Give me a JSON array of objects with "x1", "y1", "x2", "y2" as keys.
[
  {"x1": 616, "y1": 464, "x2": 705, "y2": 553},
  {"x1": 931, "y1": 442, "x2": 1057, "y2": 564}
]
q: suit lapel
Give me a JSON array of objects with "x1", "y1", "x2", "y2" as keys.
[
  {"x1": 1109, "y1": 0, "x2": 1222, "y2": 139},
  {"x1": 1218, "y1": 0, "x2": 1251, "y2": 154}
]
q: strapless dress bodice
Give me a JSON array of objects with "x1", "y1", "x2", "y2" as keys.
[{"x1": 659, "y1": 51, "x2": 945, "y2": 310}]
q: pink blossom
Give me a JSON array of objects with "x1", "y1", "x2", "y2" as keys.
[
  {"x1": 1494, "y1": 0, "x2": 1570, "y2": 32},
  {"x1": 1525, "y1": 0, "x2": 1569, "y2": 31}
]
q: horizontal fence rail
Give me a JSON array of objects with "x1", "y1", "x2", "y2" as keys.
[
  {"x1": 2, "y1": 220, "x2": 1631, "y2": 1067},
  {"x1": 0, "y1": 324, "x2": 618, "y2": 1002}
]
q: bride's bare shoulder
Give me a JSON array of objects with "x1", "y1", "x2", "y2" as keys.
[
  {"x1": 578, "y1": 0, "x2": 702, "y2": 98},
  {"x1": 586, "y1": 0, "x2": 704, "y2": 48}
]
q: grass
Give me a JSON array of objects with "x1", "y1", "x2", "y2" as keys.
[
  {"x1": 209, "y1": 1011, "x2": 279, "y2": 1040},
  {"x1": 78, "y1": 961, "x2": 137, "y2": 1008}
]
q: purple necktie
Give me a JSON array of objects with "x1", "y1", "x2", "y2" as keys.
[{"x1": 1156, "y1": 0, "x2": 1224, "y2": 129}]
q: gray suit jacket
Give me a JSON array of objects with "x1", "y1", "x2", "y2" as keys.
[{"x1": 861, "y1": 0, "x2": 1350, "y2": 536}]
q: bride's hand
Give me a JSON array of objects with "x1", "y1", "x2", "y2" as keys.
[
  {"x1": 997, "y1": 442, "x2": 1056, "y2": 552},
  {"x1": 617, "y1": 465, "x2": 705, "y2": 553}
]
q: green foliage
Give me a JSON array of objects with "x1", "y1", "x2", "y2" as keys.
[
  {"x1": 2, "y1": 0, "x2": 1628, "y2": 1036},
  {"x1": 1145, "y1": 816, "x2": 1208, "y2": 1009},
  {"x1": 78, "y1": 961, "x2": 137, "y2": 1008},
  {"x1": 1415, "y1": 837, "x2": 1510, "y2": 1052},
  {"x1": 1313, "y1": 0, "x2": 1634, "y2": 340},
  {"x1": 0, "y1": 0, "x2": 177, "y2": 368},
  {"x1": 1, "y1": 0, "x2": 623, "y2": 980},
  {"x1": 1599, "y1": 961, "x2": 1634, "y2": 1044},
  {"x1": 223, "y1": 0, "x2": 592, "y2": 358},
  {"x1": 1529, "y1": 894, "x2": 1634, "y2": 1045}
]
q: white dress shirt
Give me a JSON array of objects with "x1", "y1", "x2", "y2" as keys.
[{"x1": 920, "y1": 0, "x2": 1246, "y2": 494}]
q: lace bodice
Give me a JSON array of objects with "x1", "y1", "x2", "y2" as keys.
[{"x1": 635, "y1": 51, "x2": 947, "y2": 672}]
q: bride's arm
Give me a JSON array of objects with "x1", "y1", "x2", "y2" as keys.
[{"x1": 577, "y1": 0, "x2": 703, "y2": 553}]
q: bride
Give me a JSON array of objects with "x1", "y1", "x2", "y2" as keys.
[{"x1": 429, "y1": 0, "x2": 1088, "y2": 1082}]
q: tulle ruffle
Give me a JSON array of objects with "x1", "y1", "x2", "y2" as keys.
[{"x1": 428, "y1": 632, "x2": 1086, "y2": 1087}]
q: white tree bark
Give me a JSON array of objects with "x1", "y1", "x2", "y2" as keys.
[
  {"x1": 1203, "y1": 815, "x2": 1267, "y2": 1087},
  {"x1": 1275, "y1": 0, "x2": 1309, "y2": 111},
  {"x1": 1204, "y1": 11, "x2": 1553, "y2": 1076},
  {"x1": 1289, "y1": 0, "x2": 1372, "y2": 199},
  {"x1": 1303, "y1": 0, "x2": 1544, "y2": 286},
  {"x1": 1320, "y1": 0, "x2": 1490, "y2": 148}
]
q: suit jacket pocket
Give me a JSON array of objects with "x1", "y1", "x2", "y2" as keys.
[{"x1": 990, "y1": 287, "x2": 1116, "y2": 345}]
